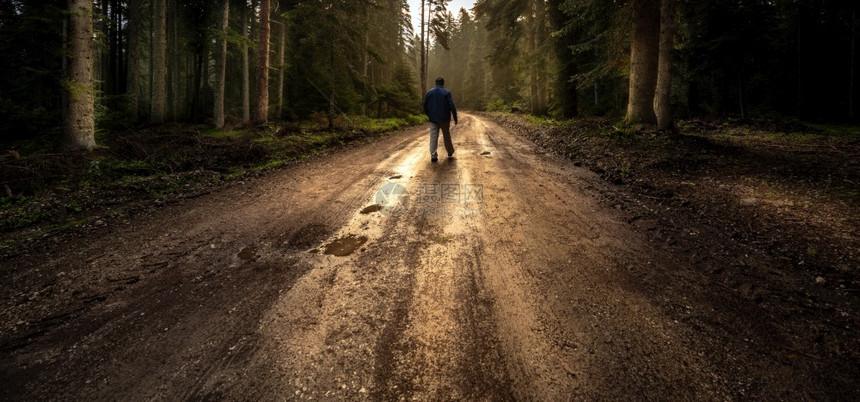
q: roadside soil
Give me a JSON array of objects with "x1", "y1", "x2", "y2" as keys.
[
  {"x1": 1, "y1": 113, "x2": 857, "y2": 400},
  {"x1": 0, "y1": 121, "x2": 401, "y2": 249}
]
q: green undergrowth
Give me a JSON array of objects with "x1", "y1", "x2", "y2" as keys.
[
  {"x1": 505, "y1": 111, "x2": 860, "y2": 143},
  {"x1": 521, "y1": 114, "x2": 571, "y2": 128},
  {"x1": 0, "y1": 114, "x2": 425, "y2": 248},
  {"x1": 804, "y1": 123, "x2": 860, "y2": 139}
]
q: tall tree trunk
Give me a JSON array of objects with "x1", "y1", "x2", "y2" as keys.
[
  {"x1": 169, "y1": 0, "x2": 180, "y2": 119},
  {"x1": 528, "y1": 1, "x2": 538, "y2": 114},
  {"x1": 96, "y1": 0, "x2": 107, "y2": 95},
  {"x1": 107, "y1": 0, "x2": 117, "y2": 95},
  {"x1": 329, "y1": 34, "x2": 335, "y2": 132},
  {"x1": 242, "y1": 4, "x2": 251, "y2": 122},
  {"x1": 185, "y1": 53, "x2": 193, "y2": 118},
  {"x1": 255, "y1": 0, "x2": 271, "y2": 124},
  {"x1": 64, "y1": 0, "x2": 96, "y2": 151},
  {"x1": 535, "y1": 0, "x2": 547, "y2": 113},
  {"x1": 796, "y1": 8, "x2": 803, "y2": 118},
  {"x1": 654, "y1": 0, "x2": 675, "y2": 131},
  {"x1": 626, "y1": 0, "x2": 660, "y2": 124},
  {"x1": 92, "y1": 0, "x2": 103, "y2": 94},
  {"x1": 850, "y1": 10, "x2": 856, "y2": 121},
  {"x1": 166, "y1": 0, "x2": 174, "y2": 118},
  {"x1": 151, "y1": 0, "x2": 167, "y2": 123},
  {"x1": 191, "y1": 49, "x2": 202, "y2": 120},
  {"x1": 113, "y1": 0, "x2": 123, "y2": 94},
  {"x1": 214, "y1": 0, "x2": 229, "y2": 128},
  {"x1": 117, "y1": 1, "x2": 125, "y2": 94},
  {"x1": 362, "y1": 30, "x2": 369, "y2": 116},
  {"x1": 277, "y1": 15, "x2": 287, "y2": 119},
  {"x1": 201, "y1": 41, "x2": 210, "y2": 121},
  {"x1": 62, "y1": 16, "x2": 68, "y2": 123},
  {"x1": 425, "y1": 1, "x2": 433, "y2": 90},
  {"x1": 420, "y1": 0, "x2": 426, "y2": 95},
  {"x1": 546, "y1": 0, "x2": 577, "y2": 117},
  {"x1": 127, "y1": 0, "x2": 142, "y2": 121}
]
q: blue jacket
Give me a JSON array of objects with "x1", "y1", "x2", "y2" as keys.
[{"x1": 423, "y1": 85, "x2": 458, "y2": 123}]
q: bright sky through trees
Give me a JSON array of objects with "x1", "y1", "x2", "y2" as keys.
[{"x1": 407, "y1": 0, "x2": 475, "y2": 42}]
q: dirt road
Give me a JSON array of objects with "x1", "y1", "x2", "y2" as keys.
[{"x1": 1, "y1": 114, "x2": 857, "y2": 399}]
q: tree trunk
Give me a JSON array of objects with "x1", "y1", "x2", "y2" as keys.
[
  {"x1": 850, "y1": 10, "x2": 856, "y2": 121},
  {"x1": 166, "y1": 0, "x2": 174, "y2": 118},
  {"x1": 127, "y1": 0, "x2": 142, "y2": 121},
  {"x1": 328, "y1": 33, "x2": 335, "y2": 132},
  {"x1": 362, "y1": 31, "x2": 369, "y2": 116},
  {"x1": 191, "y1": 47, "x2": 203, "y2": 121},
  {"x1": 108, "y1": 0, "x2": 117, "y2": 95},
  {"x1": 528, "y1": 3, "x2": 537, "y2": 114},
  {"x1": 535, "y1": 0, "x2": 547, "y2": 113},
  {"x1": 113, "y1": 0, "x2": 123, "y2": 94},
  {"x1": 796, "y1": 8, "x2": 803, "y2": 118},
  {"x1": 184, "y1": 51, "x2": 193, "y2": 118},
  {"x1": 425, "y1": 1, "x2": 433, "y2": 91},
  {"x1": 626, "y1": 0, "x2": 660, "y2": 124},
  {"x1": 277, "y1": 15, "x2": 287, "y2": 119},
  {"x1": 64, "y1": 0, "x2": 96, "y2": 151},
  {"x1": 62, "y1": 16, "x2": 68, "y2": 123},
  {"x1": 214, "y1": 0, "x2": 229, "y2": 128},
  {"x1": 654, "y1": 0, "x2": 675, "y2": 131},
  {"x1": 200, "y1": 35, "x2": 211, "y2": 121},
  {"x1": 117, "y1": 1, "x2": 125, "y2": 94},
  {"x1": 151, "y1": 0, "x2": 167, "y2": 123},
  {"x1": 420, "y1": 0, "x2": 426, "y2": 96},
  {"x1": 242, "y1": 4, "x2": 251, "y2": 122},
  {"x1": 546, "y1": 0, "x2": 577, "y2": 117},
  {"x1": 255, "y1": 0, "x2": 271, "y2": 124},
  {"x1": 176, "y1": 1, "x2": 183, "y2": 119}
]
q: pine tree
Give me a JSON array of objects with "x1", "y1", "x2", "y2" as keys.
[
  {"x1": 126, "y1": 0, "x2": 143, "y2": 121},
  {"x1": 626, "y1": 0, "x2": 660, "y2": 124},
  {"x1": 214, "y1": 0, "x2": 229, "y2": 128},
  {"x1": 277, "y1": 13, "x2": 287, "y2": 119},
  {"x1": 242, "y1": 1, "x2": 251, "y2": 122},
  {"x1": 654, "y1": 0, "x2": 675, "y2": 131},
  {"x1": 64, "y1": 0, "x2": 96, "y2": 150},
  {"x1": 151, "y1": 0, "x2": 167, "y2": 123},
  {"x1": 255, "y1": 0, "x2": 270, "y2": 124}
]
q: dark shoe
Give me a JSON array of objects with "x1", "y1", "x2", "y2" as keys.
[
  {"x1": 431, "y1": 157, "x2": 438, "y2": 163},
  {"x1": 448, "y1": 150, "x2": 454, "y2": 158}
]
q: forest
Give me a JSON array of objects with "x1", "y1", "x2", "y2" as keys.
[
  {"x1": 0, "y1": 0, "x2": 857, "y2": 149},
  {"x1": 1, "y1": 1, "x2": 860, "y2": 399}
]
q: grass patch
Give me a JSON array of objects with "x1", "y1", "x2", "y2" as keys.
[
  {"x1": 804, "y1": 123, "x2": 860, "y2": 139},
  {"x1": 0, "y1": 196, "x2": 54, "y2": 231},
  {"x1": 201, "y1": 128, "x2": 250, "y2": 138},
  {"x1": 355, "y1": 114, "x2": 427, "y2": 133},
  {"x1": 522, "y1": 114, "x2": 568, "y2": 128}
]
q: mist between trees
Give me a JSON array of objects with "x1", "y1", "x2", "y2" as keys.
[{"x1": 0, "y1": 0, "x2": 857, "y2": 150}]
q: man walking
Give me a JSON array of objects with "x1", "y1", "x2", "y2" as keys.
[{"x1": 423, "y1": 76, "x2": 457, "y2": 163}]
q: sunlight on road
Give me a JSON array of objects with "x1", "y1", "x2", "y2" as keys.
[{"x1": 392, "y1": 147, "x2": 424, "y2": 180}]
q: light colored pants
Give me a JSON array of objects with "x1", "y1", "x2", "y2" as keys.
[{"x1": 429, "y1": 121, "x2": 454, "y2": 158}]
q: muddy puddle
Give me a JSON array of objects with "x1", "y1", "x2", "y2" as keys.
[
  {"x1": 389, "y1": 175, "x2": 402, "y2": 179},
  {"x1": 480, "y1": 151, "x2": 491, "y2": 156},
  {"x1": 323, "y1": 235, "x2": 368, "y2": 257},
  {"x1": 361, "y1": 204, "x2": 384, "y2": 214},
  {"x1": 237, "y1": 247, "x2": 257, "y2": 260}
]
